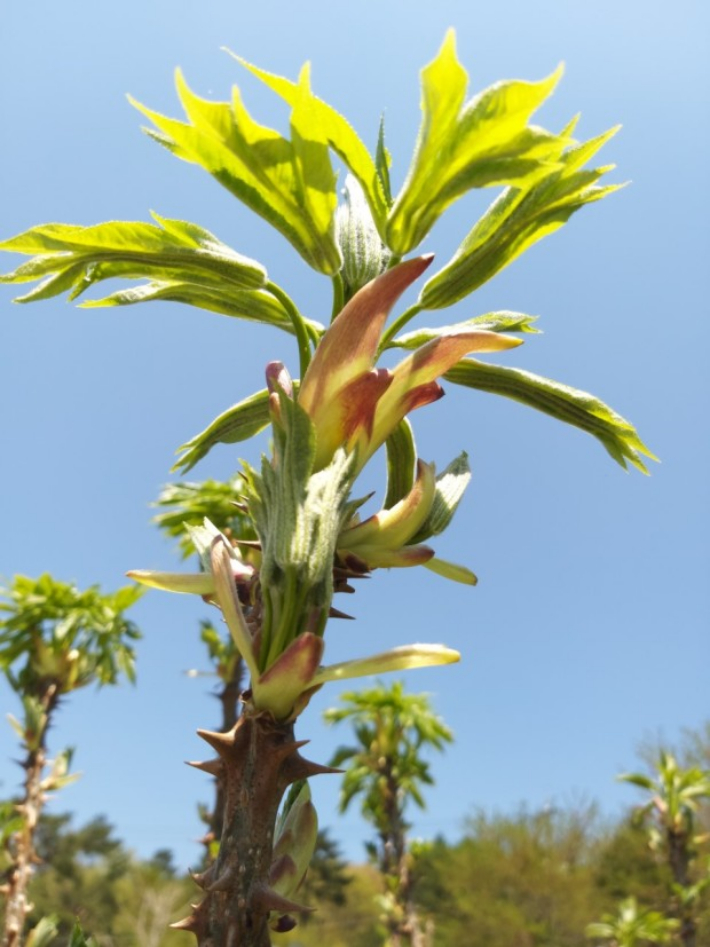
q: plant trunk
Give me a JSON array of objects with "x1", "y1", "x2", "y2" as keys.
[
  {"x1": 668, "y1": 828, "x2": 696, "y2": 947},
  {"x1": 380, "y1": 765, "x2": 426, "y2": 947},
  {"x1": 207, "y1": 662, "x2": 244, "y2": 849},
  {"x1": 2, "y1": 684, "x2": 57, "y2": 947},
  {"x1": 177, "y1": 706, "x2": 332, "y2": 946}
]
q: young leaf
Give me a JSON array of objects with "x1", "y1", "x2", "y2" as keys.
[
  {"x1": 409, "y1": 452, "x2": 471, "y2": 543},
  {"x1": 424, "y1": 557, "x2": 478, "y2": 586},
  {"x1": 386, "y1": 30, "x2": 566, "y2": 255},
  {"x1": 312, "y1": 644, "x2": 460, "y2": 686},
  {"x1": 445, "y1": 359, "x2": 657, "y2": 473},
  {"x1": 173, "y1": 389, "x2": 272, "y2": 474},
  {"x1": 375, "y1": 115, "x2": 393, "y2": 207},
  {"x1": 383, "y1": 418, "x2": 417, "y2": 509},
  {"x1": 0, "y1": 215, "x2": 266, "y2": 303},
  {"x1": 130, "y1": 70, "x2": 341, "y2": 274},
  {"x1": 419, "y1": 126, "x2": 622, "y2": 308},
  {"x1": 81, "y1": 280, "x2": 303, "y2": 333},
  {"x1": 389, "y1": 311, "x2": 540, "y2": 351},
  {"x1": 234, "y1": 54, "x2": 389, "y2": 235}
]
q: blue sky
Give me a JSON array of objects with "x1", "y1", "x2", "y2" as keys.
[{"x1": 1, "y1": 0, "x2": 708, "y2": 868}]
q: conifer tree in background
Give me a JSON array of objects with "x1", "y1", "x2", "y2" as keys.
[{"x1": 0, "y1": 31, "x2": 654, "y2": 946}]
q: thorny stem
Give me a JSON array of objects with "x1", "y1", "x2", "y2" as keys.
[
  {"x1": 204, "y1": 659, "x2": 244, "y2": 852},
  {"x1": 1, "y1": 683, "x2": 59, "y2": 947},
  {"x1": 179, "y1": 708, "x2": 336, "y2": 947},
  {"x1": 667, "y1": 825, "x2": 696, "y2": 947},
  {"x1": 379, "y1": 761, "x2": 426, "y2": 947}
]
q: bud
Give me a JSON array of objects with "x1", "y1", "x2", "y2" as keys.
[{"x1": 335, "y1": 174, "x2": 391, "y2": 300}]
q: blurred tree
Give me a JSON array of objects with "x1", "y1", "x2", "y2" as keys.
[
  {"x1": 619, "y1": 751, "x2": 710, "y2": 947},
  {"x1": 325, "y1": 682, "x2": 452, "y2": 947},
  {"x1": 0, "y1": 575, "x2": 141, "y2": 947},
  {"x1": 416, "y1": 804, "x2": 606, "y2": 947}
]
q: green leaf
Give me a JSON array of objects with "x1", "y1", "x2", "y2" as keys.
[
  {"x1": 386, "y1": 30, "x2": 566, "y2": 255},
  {"x1": 424, "y1": 558, "x2": 478, "y2": 586},
  {"x1": 383, "y1": 419, "x2": 416, "y2": 509},
  {"x1": 173, "y1": 388, "x2": 272, "y2": 474},
  {"x1": 617, "y1": 772, "x2": 658, "y2": 791},
  {"x1": 390, "y1": 311, "x2": 540, "y2": 350},
  {"x1": 419, "y1": 126, "x2": 623, "y2": 308},
  {"x1": 375, "y1": 115, "x2": 393, "y2": 207},
  {"x1": 234, "y1": 53, "x2": 389, "y2": 235},
  {"x1": 130, "y1": 70, "x2": 342, "y2": 274},
  {"x1": 0, "y1": 214, "x2": 266, "y2": 305},
  {"x1": 312, "y1": 644, "x2": 460, "y2": 686},
  {"x1": 445, "y1": 359, "x2": 657, "y2": 473},
  {"x1": 67, "y1": 921, "x2": 99, "y2": 947},
  {"x1": 26, "y1": 917, "x2": 59, "y2": 947},
  {"x1": 80, "y1": 278, "x2": 307, "y2": 333},
  {"x1": 410, "y1": 452, "x2": 471, "y2": 542}
]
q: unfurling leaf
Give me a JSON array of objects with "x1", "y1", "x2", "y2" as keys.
[{"x1": 445, "y1": 358, "x2": 656, "y2": 473}]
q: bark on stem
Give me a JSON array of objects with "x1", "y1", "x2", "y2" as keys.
[
  {"x1": 2, "y1": 684, "x2": 58, "y2": 947},
  {"x1": 179, "y1": 707, "x2": 334, "y2": 946}
]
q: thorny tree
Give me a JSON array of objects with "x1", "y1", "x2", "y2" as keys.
[
  {"x1": 325, "y1": 682, "x2": 452, "y2": 946},
  {"x1": 0, "y1": 31, "x2": 654, "y2": 946},
  {"x1": 0, "y1": 575, "x2": 141, "y2": 947}
]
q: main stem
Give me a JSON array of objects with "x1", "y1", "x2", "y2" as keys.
[
  {"x1": 178, "y1": 707, "x2": 331, "y2": 947},
  {"x1": 380, "y1": 762, "x2": 426, "y2": 947},
  {"x1": 2, "y1": 684, "x2": 58, "y2": 947},
  {"x1": 205, "y1": 661, "x2": 244, "y2": 851},
  {"x1": 667, "y1": 826, "x2": 696, "y2": 947}
]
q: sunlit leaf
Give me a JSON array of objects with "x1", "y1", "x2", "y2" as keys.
[
  {"x1": 390, "y1": 311, "x2": 540, "y2": 352},
  {"x1": 424, "y1": 557, "x2": 478, "y2": 585},
  {"x1": 0, "y1": 214, "x2": 266, "y2": 304},
  {"x1": 312, "y1": 643, "x2": 460, "y2": 686},
  {"x1": 130, "y1": 70, "x2": 341, "y2": 274},
  {"x1": 419, "y1": 126, "x2": 623, "y2": 308},
  {"x1": 234, "y1": 54, "x2": 389, "y2": 234},
  {"x1": 81, "y1": 280, "x2": 303, "y2": 333},
  {"x1": 386, "y1": 30, "x2": 566, "y2": 254},
  {"x1": 445, "y1": 358, "x2": 657, "y2": 473}
]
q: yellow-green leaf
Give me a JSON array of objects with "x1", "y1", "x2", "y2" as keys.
[
  {"x1": 234, "y1": 53, "x2": 389, "y2": 235},
  {"x1": 386, "y1": 30, "x2": 566, "y2": 255},
  {"x1": 129, "y1": 71, "x2": 341, "y2": 274},
  {"x1": 0, "y1": 215, "x2": 266, "y2": 303},
  {"x1": 419, "y1": 126, "x2": 623, "y2": 309}
]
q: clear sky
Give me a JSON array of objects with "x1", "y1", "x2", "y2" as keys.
[{"x1": 1, "y1": 0, "x2": 708, "y2": 869}]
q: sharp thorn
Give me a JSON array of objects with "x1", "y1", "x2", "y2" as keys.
[
  {"x1": 328, "y1": 606, "x2": 355, "y2": 620},
  {"x1": 252, "y1": 884, "x2": 313, "y2": 916},
  {"x1": 186, "y1": 758, "x2": 225, "y2": 777},
  {"x1": 197, "y1": 728, "x2": 234, "y2": 756}
]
